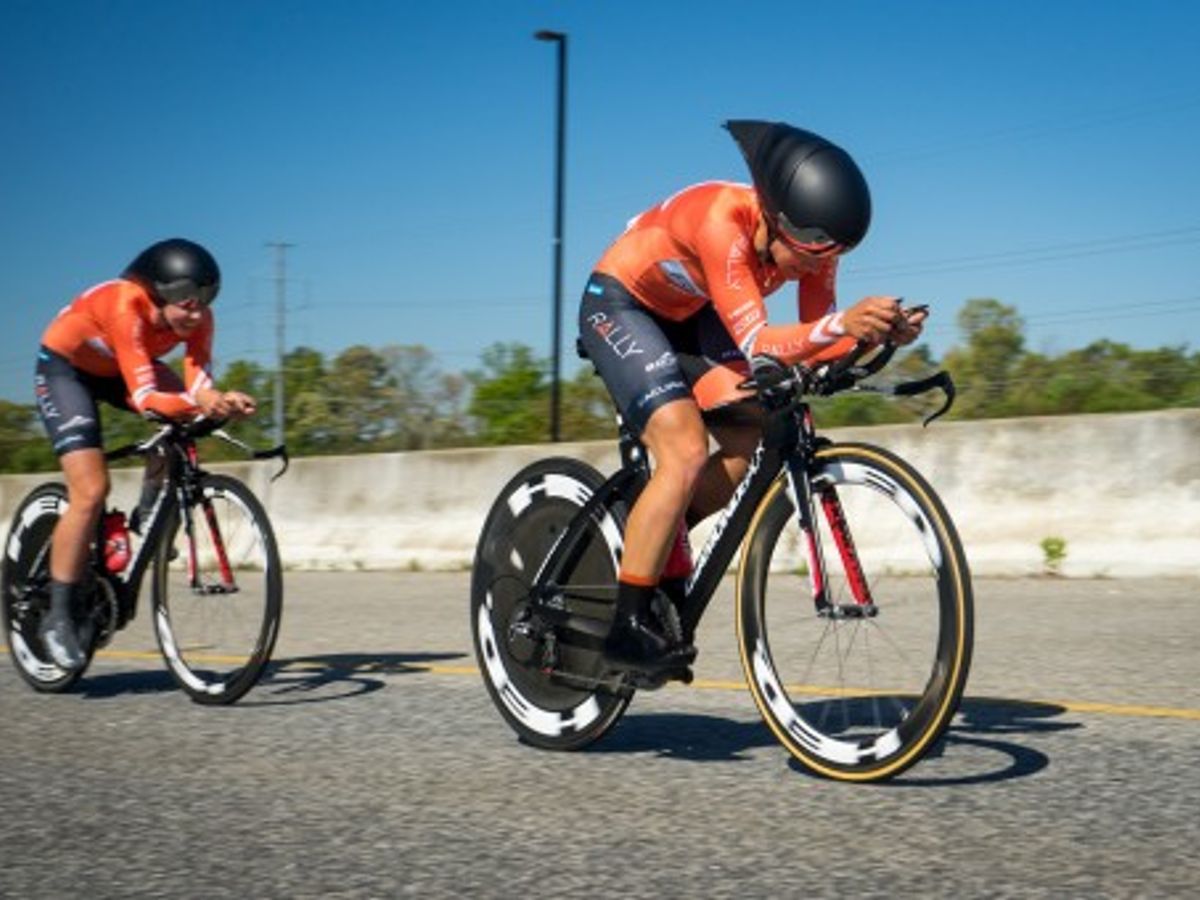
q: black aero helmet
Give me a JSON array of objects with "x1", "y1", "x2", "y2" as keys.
[
  {"x1": 122, "y1": 238, "x2": 221, "y2": 307},
  {"x1": 725, "y1": 120, "x2": 871, "y2": 252}
]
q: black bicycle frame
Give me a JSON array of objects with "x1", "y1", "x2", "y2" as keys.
[
  {"x1": 535, "y1": 340, "x2": 950, "y2": 652},
  {"x1": 532, "y1": 396, "x2": 821, "y2": 639},
  {"x1": 100, "y1": 438, "x2": 219, "y2": 626}
]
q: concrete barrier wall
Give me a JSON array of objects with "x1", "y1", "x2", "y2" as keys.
[{"x1": 2, "y1": 409, "x2": 1197, "y2": 577}]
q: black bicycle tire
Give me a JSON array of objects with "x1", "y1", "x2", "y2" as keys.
[
  {"x1": 152, "y1": 473, "x2": 282, "y2": 705},
  {"x1": 471, "y1": 456, "x2": 632, "y2": 751},
  {"x1": 736, "y1": 442, "x2": 973, "y2": 781}
]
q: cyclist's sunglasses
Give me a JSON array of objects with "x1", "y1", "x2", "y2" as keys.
[
  {"x1": 157, "y1": 279, "x2": 218, "y2": 309},
  {"x1": 775, "y1": 216, "x2": 845, "y2": 257}
]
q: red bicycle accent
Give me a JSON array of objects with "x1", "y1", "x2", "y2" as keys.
[
  {"x1": 201, "y1": 500, "x2": 236, "y2": 587},
  {"x1": 819, "y1": 487, "x2": 873, "y2": 607}
]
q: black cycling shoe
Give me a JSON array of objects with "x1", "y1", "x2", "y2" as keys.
[
  {"x1": 604, "y1": 612, "x2": 697, "y2": 676},
  {"x1": 39, "y1": 606, "x2": 87, "y2": 671}
]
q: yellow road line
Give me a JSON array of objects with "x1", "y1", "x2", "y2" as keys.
[
  {"x1": 1024, "y1": 699, "x2": 1200, "y2": 722},
  {"x1": 8, "y1": 649, "x2": 1200, "y2": 722},
  {"x1": 412, "y1": 663, "x2": 1200, "y2": 722}
]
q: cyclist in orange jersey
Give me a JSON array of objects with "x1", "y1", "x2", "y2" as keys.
[
  {"x1": 33, "y1": 238, "x2": 256, "y2": 670},
  {"x1": 578, "y1": 120, "x2": 927, "y2": 677}
]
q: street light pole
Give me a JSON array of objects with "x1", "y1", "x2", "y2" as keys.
[
  {"x1": 535, "y1": 29, "x2": 566, "y2": 442},
  {"x1": 266, "y1": 241, "x2": 294, "y2": 446}
]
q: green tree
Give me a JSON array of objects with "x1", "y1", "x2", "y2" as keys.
[
  {"x1": 378, "y1": 344, "x2": 470, "y2": 450},
  {"x1": 0, "y1": 401, "x2": 55, "y2": 473},
  {"x1": 279, "y1": 347, "x2": 333, "y2": 454},
  {"x1": 210, "y1": 359, "x2": 273, "y2": 455},
  {"x1": 1043, "y1": 340, "x2": 1161, "y2": 414},
  {"x1": 942, "y1": 298, "x2": 1026, "y2": 419},
  {"x1": 560, "y1": 366, "x2": 619, "y2": 441},
  {"x1": 1125, "y1": 344, "x2": 1199, "y2": 407},
  {"x1": 429, "y1": 372, "x2": 471, "y2": 447},
  {"x1": 467, "y1": 343, "x2": 549, "y2": 445},
  {"x1": 327, "y1": 345, "x2": 397, "y2": 449}
]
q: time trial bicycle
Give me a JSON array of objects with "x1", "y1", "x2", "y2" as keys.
[
  {"x1": 470, "y1": 341, "x2": 973, "y2": 781},
  {"x1": 2, "y1": 416, "x2": 287, "y2": 704}
]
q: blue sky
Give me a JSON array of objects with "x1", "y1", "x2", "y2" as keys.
[{"x1": 2, "y1": 0, "x2": 1198, "y2": 403}]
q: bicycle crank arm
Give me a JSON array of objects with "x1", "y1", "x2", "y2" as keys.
[
  {"x1": 542, "y1": 667, "x2": 637, "y2": 696},
  {"x1": 534, "y1": 606, "x2": 610, "y2": 641}
]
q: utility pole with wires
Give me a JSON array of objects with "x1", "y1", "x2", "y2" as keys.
[{"x1": 266, "y1": 241, "x2": 294, "y2": 445}]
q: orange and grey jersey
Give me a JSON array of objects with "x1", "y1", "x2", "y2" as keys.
[
  {"x1": 595, "y1": 181, "x2": 857, "y2": 366},
  {"x1": 40, "y1": 279, "x2": 213, "y2": 418}
]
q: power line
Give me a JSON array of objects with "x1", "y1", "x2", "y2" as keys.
[
  {"x1": 844, "y1": 227, "x2": 1200, "y2": 279},
  {"x1": 863, "y1": 91, "x2": 1200, "y2": 166}
]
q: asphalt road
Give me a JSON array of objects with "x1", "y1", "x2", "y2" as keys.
[{"x1": 2, "y1": 573, "x2": 1198, "y2": 899}]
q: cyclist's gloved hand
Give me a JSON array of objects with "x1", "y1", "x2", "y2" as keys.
[
  {"x1": 749, "y1": 353, "x2": 786, "y2": 384},
  {"x1": 749, "y1": 354, "x2": 795, "y2": 407}
]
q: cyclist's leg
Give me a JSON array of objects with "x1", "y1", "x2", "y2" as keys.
[
  {"x1": 678, "y1": 304, "x2": 763, "y2": 522},
  {"x1": 579, "y1": 275, "x2": 700, "y2": 672},
  {"x1": 50, "y1": 449, "x2": 108, "y2": 583},
  {"x1": 34, "y1": 349, "x2": 111, "y2": 668},
  {"x1": 129, "y1": 361, "x2": 181, "y2": 532},
  {"x1": 691, "y1": 407, "x2": 762, "y2": 521},
  {"x1": 623, "y1": 399, "x2": 709, "y2": 579}
]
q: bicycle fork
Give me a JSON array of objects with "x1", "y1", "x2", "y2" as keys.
[
  {"x1": 786, "y1": 460, "x2": 876, "y2": 618},
  {"x1": 180, "y1": 448, "x2": 237, "y2": 594}
]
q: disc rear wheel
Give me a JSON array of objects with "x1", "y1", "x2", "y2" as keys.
[
  {"x1": 471, "y1": 458, "x2": 631, "y2": 750},
  {"x1": 1, "y1": 483, "x2": 89, "y2": 691}
]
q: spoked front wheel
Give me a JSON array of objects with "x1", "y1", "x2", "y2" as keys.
[
  {"x1": 152, "y1": 474, "x2": 282, "y2": 704},
  {"x1": 471, "y1": 458, "x2": 631, "y2": 751},
  {"x1": 737, "y1": 443, "x2": 973, "y2": 781}
]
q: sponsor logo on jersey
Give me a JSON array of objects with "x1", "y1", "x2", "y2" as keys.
[
  {"x1": 726, "y1": 235, "x2": 751, "y2": 291},
  {"x1": 644, "y1": 351, "x2": 677, "y2": 373},
  {"x1": 586, "y1": 312, "x2": 645, "y2": 360},
  {"x1": 57, "y1": 414, "x2": 95, "y2": 434},
  {"x1": 636, "y1": 380, "x2": 688, "y2": 409}
]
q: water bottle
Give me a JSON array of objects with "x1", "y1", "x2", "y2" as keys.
[{"x1": 102, "y1": 510, "x2": 131, "y2": 574}]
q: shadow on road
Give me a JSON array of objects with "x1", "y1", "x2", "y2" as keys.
[
  {"x1": 71, "y1": 651, "x2": 468, "y2": 706},
  {"x1": 594, "y1": 696, "x2": 1079, "y2": 783},
  {"x1": 592, "y1": 711, "x2": 778, "y2": 762},
  {"x1": 873, "y1": 696, "x2": 1080, "y2": 787},
  {"x1": 244, "y1": 652, "x2": 469, "y2": 707},
  {"x1": 794, "y1": 696, "x2": 1080, "y2": 786},
  {"x1": 75, "y1": 668, "x2": 178, "y2": 699}
]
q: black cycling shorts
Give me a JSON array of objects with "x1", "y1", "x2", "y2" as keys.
[
  {"x1": 34, "y1": 347, "x2": 135, "y2": 456},
  {"x1": 577, "y1": 273, "x2": 753, "y2": 435}
]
